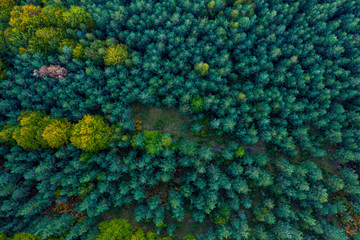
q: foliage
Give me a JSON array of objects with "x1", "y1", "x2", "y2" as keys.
[
  {"x1": 210, "y1": 204, "x2": 231, "y2": 226},
  {"x1": 62, "y1": 5, "x2": 95, "y2": 30},
  {"x1": 183, "y1": 234, "x2": 196, "y2": 240},
  {"x1": 143, "y1": 130, "x2": 163, "y2": 156},
  {"x1": 194, "y1": 62, "x2": 209, "y2": 76},
  {"x1": 71, "y1": 43, "x2": 85, "y2": 59},
  {"x1": 41, "y1": 118, "x2": 72, "y2": 148},
  {"x1": 234, "y1": 146, "x2": 245, "y2": 158},
  {"x1": 3, "y1": 3, "x2": 95, "y2": 56},
  {"x1": 190, "y1": 97, "x2": 204, "y2": 113},
  {"x1": 0, "y1": 124, "x2": 16, "y2": 145},
  {"x1": 103, "y1": 44, "x2": 128, "y2": 66},
  {"x1": 0, "y1": 0, "x2": 15, "y2": 23},
  {"x1": 12, "y1": 233, "x2": 39, "y2": 240},
  {"x1": 237, "y1": 92, "x2": 246, "y2": 101},
  {"x1": 70, "y1": 114, "x2": 113, "y2": 153},
  {"x1": 58, "y1": 38, "x2": 77, "y2": 53},
  {"x1": 0, "y1": 58, "x2": 7, "y2": 79},
  {"x1": 9, "y1": 5, "x2": 47, "y2": 32},
  {"x1": 95, "y1": 218, "x2": 169, "y2": 240},
  {"x1": 40, "y1": 3, "x2": 66, "y2": 27},
  {"x1": 12, "y1": 110, "x2": 50, "y2": 150},
  {"x1": 161, "y1": 134, "x2": 172, "y2": 148},
  {"x1": 1, "y1": 0, "x2": 360, "y2": 239},
  {"x1": 27, "y1": 27, "x2": 65, "y2": 55}
]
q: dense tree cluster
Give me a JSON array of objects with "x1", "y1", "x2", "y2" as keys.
[
  {"x1": 0, "y1": 218, "x2": 170, "y2": 240},
  {"x1": 1, "y1": 129, "x2": 359, "y2": 239},
  {"x1": 0, "y1": 111, "x2": 119, "y2": 152},
  {"x1": 0, "y1": 0, "x2": 360, "y2": 239}
]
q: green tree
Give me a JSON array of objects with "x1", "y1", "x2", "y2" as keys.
[
  {"x1": 27, "y1": 27, "x2": 65, "y2": 55},
  {"x1": 161, "y1": 134, "x2": 172, "y2": 148},
  {"x1": 183, "y1": 234, "x2": 196, "y2": 240},
  {"x1": 40, "y1": 3, "x2": 66, "y2": 27},
  {"x1": 62, "y1": 6, "x2": 95, "y2": 30},
  {"x1": 210, "y1": 204, "x2": 231, "y2": 226},
  {"x1": 143, "y1": 130, "x2": 163, "y2": 156},
  {"x1": 190, "y1": 96, "x2": 204, "y2": 113},
  {"x1": 237, "y1": 92, "x2": 246, "y2": 101},
  {"x1": 95, "y1": 218, "x2": 133, "y2": 240},
  {"x1": 234, "y1": 146, "x2": 245, "y2": 158}
]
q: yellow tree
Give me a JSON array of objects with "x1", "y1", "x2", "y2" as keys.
[
  {"x1": 12, "y1": 111, "x2": 51, "y2": 150},
  {"x1": 42, "y1": 118, "x2": 72, "y2": 148},
  {"x1": 0, "y1": 124, "x2": 17, "y2": 145},
  {"x1": 70, "y1": 115, "x2": 113, "y2": 153},
  {"x1": 0, "y1": 0, "x2": 16, "y2": 22},
  {"x1": 103, "y1": 44, "x2": 128, "y2": 66},
  {"x1": 9, "y1": 5, "x2": 48, "y2": 32}
]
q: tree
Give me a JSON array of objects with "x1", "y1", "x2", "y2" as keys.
[
  {"x1": 40, "y1": 3, "x2": 66, "y2": 27},
  {"x1": 58, "y1": 38, "x2": 77, "y2": 53},
  {"x1": 211, "y1": 204, "x2": 231, "y2": 226},
  {"x1": 13, "y1": 233, "x2": 39, "y2": 240},
  {"x1": 234, "y1": 147, "x2": 245, "y2": 158},
  {"x1": 190, "y1": 96, "x2": 204, "y2": 113},
  {"x1": 62, "y1": 6, "x2": 95, "y2": 30},
  {"x1": 84, "y1": 40, "x2": 107, "y2": 65},
  {"x1": 70, "y1": 114, "x2": 113, "y2": 153},
  {"x1": 103, "y1": 44, "x2": 128, "y2": 66},
  {"x1": 194, "y1": 61, "x2": 209, "y2": 76},
  {"x1": 71, "y1": 43, "x2": 85, "y2": 59},
  {"x1": 42, "y1": 118, "x2": 72, "y2": 148},
  {"x1": 161, "y1": 134, "x2": 172, "y2": 148},
  {"x1": 143, "y1": 130, "x2": 163, "y2": 156},
  {"x1": 0, "y1": 0, "x2": 15, "y2": 23},
  {"x1": 0, "y1": 124, "x2": 17, "y2": 145},
  {"x1": 183, "y1": 234, "x2": 196, "y2": 240},
  {"x1": 326, "y1": 175, "x2": 344, "y2": 192},
  {"x1": 12, "y1": 111, "x2": 51, "y2": 150},
  {"x1": 27, "y1": 27, "x2": 65, "y2": 55},
  {"x1": 9, "y1": 5, "x2": 47, "y2": 32},
  {"x1": 95, "y1": 218, "x2": 133, "y2": 240},
  {"x1": 198, "y1": 146, "x2": 214, "y2": 161}
]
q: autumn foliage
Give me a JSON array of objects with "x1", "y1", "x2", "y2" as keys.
[{"x1": 70, "y1": 114, "x2": 114, "y2": 153}]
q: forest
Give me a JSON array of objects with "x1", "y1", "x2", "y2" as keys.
[{"x1": 0, "y1": 0, "x2": 360, "y2": 239}]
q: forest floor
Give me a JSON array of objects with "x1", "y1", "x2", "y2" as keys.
[
  {"x1": 131, "y1": 104, "x2": 227, "y2": 148},
  {"x1": 131, "y1": 104, "x2": 200, "y2": 141}
]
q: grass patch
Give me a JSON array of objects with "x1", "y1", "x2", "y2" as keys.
[{"x1": 131, "y1": 104, "x2": 197, "y2": 141}]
